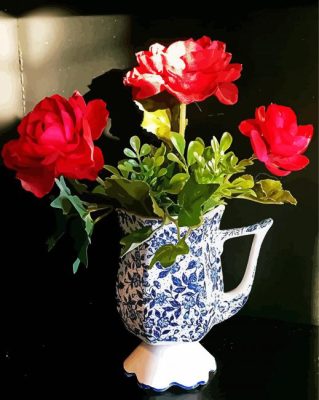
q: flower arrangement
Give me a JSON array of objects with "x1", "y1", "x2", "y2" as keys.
[{"x1": 2, "y1": 36, "x2": 314, "y2": 273}]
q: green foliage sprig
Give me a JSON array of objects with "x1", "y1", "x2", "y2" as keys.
[{"x1": 49, "y1": 106, "x2": 297, "y2": 271}]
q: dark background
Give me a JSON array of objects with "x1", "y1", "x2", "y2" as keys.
[{"x1": 0, "y1": 1, "x2": 317, "y2": 397}]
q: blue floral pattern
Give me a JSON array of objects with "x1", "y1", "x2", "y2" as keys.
[{"x1": 116, "y1": 206, "x2": 272, "y2": 344}]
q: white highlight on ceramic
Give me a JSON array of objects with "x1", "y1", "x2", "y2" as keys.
[{"x1": 124, "y1": 342, "x2": 216, "y2": 391}]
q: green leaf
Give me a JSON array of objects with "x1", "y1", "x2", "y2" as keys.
[
  {"x1": 166, "y1": 173, "x2": 189, "y2": 194},
  {"x1": 202, "y1": 195, "x2": 226, "y2": 213},
  {"x1": 140, "y1": 143, "x2": 152, "y2": 157},
  {"x1": 47, "y1": 210, "x2": 67, "y2": 252},
  {"x1": 126, "y1": 159, "x2": 139, "y2": 167},
  {"x1": 141, "y1": 156, "x2": 154, "y2": 169},
  {"x1": 51, "y1": 178, "x2": 96, "y2": 273},
  {"x1": 154, "y1": 155, "x2": 165, "y2": 167},
  {"x1": 187, "y1": 140, "x2": 204, "y2": 166},
  {"x1": 237, "y1": 158, "x2": 254, "y2": 169},
  {"x1": 50, "y1": 195, "x2": 73, "y2": 215},
  {"x1": 203, "y1": 146, "x2": 213, "y2": 161},
  {"x1": 157, "y1": 168, "x2": 167, "y2": 178},
  {"x1": 120, "y1": 226, "x2": 154, "y2": 256},
  {"x1": 230, "y1": 154, "x2": 238, "y2": 167},
  {"x1": 123, "y1": 161, "x2": 134, "y2": 172},
  {"x1": 232, "y1": 174, "x2": 255, "y2": 189},
  {"x1": 178, "y1": 176, "x2": 217, "y2": 227},
  {"x1": 195, "y1": 137, "x2": 205, "y2": 147},
  {"x1": 51, "y1": 177, "x2": 94, "y2": 236},
  {"x1": 169, "y1": 173, "x2": 189, "y2": 185},
  {"x1": 150, "y1": 195, "x2": 165, "y2": 218},
  {"x1": 130, "y1": 136, "x2": 141, "y2": 153},
  {"x1": 238, "y1": 179, "x2": 297, "y2": 205},
  {"x1": 104, "y1": 177, "x2": 152, "y2": 215},
  {"x1": 154, "y1": 143, "x2": 166, "y2": 158},
  {"x1": 211, "y1": 137, "x2": 219, "y2": 153},
  {"x1": 167, "y1": 152, "x2": 186, "y2": 170},
  {"x1": 92, "y1": 185, "x2": 105, "y2": 196},
  {"x1": 150, "y1": 237, "x2": 189, "y2": 268},
  {"x1": 73, "y1": 258, "x2": 81, "y2": 274},
  {"x1": 104, "y1": 165, "x2": 121, "y2": 176},
  {"x1": 170, "y1": 131, "x2": 186, "y2": 156},
  {"x1": 69, "y1": 217, "x2": 92, "y2": 273},
  {"x1": 53, "y1": 177, "x2": 88, "y2": 219},
  {"x1": 124, "y1": 148, "x2": 137, "y2": 158},
  {"x1": 118, "y1": 164, "x2": 129, "y2": 178},
  {"x1": 220, "y1": 132, "x2": 233, "y2": 153},
  {"x1": 167, "y1": 152, "x2": 181, "y2": 163},
  {"x1": 68, "y1": 179, "x2": 88, "y2": 194}
]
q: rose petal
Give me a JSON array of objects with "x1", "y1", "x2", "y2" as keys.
[
  {"x1": 266, "y1": 104, "x2": 297, "y2": 129},
  {"x1": 60, "y1": 110, "x2": 75, "y2": 142},
  {"x1": 238, "y1": 119, "x2": 258, "y2": 136},
  {"x1": 215, "y1": 82, "x2": 238, "y2": 105},
  {"x1": 265, "y1": 162, "x2": 291, "y2": 177},
  {"x1": 68, "y1": 91, "x2": 86, "y2": 131},
  {"x1": 55, "y1": 145, "x2": 103, "y2": 180},
  {"x1": 17, "y1": 113, "x2": 31, "y2": 136},
  {"x1": 130, "y1": 73, "x2": 165, "y2": 99},
  {"x1": 124, "y1": 36, "x2": 242, "y2": 106},
  {"x1": 216, "y1": 63, "x2": 242, "y2": 83},
  {"x1": 271, "y1": 154, "x2": 310, "y2": 171},
  {"x1": 81, "y1": 117, "x2": 94, "y2": 159},
  {"x1": 69, "y1": 91, "x2": 86, "y2": 113},
  {"x1": 298, "y1": 124, "x2": 314, "y2": 140},
  {"x1": 17, "y1": 166, "x2": 55, "y2": 198},
  {"x1": 91, "y1": 146, "x2": 104, "y2": 176},
  {"x1": 250, "y1": 130, "x2": 269, "y2": 162},
  {"x1": 255, "y1": 106, "x2": 266, "y2": 122},
  {"x1": 85, "y1": 99, "x2": 109, "y2": 140},
  {"x1": 137, "y1": 51, "x2": 164, "y2": 74},
  {"x1": 39, "y1": 124, "x2": 66, "y2": 147},
  {"x1": 2, "y1": 140, "x2": 22, "y2": 169},
  {"x1": 197, "y1": 36, "x2": 214, "y2": 48},
  {"x1": 270, "y1": 142, "x2": 304, "y2": 157}
]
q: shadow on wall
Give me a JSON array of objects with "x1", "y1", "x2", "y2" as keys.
[{"x1": 83, "y1": 68, "x2": 160, "y2": 166}]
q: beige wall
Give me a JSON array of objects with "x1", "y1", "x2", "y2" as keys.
[
  {"x1": 0, "y1": 13, "x2": 23, "y2": 127},
  {"x1": 0, "y1": 10, "x2": 131, "y2": 127}
]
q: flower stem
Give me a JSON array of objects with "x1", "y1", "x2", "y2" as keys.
[
  {"x1": 184, "y1": 227, "x2": 192, "y2": 240},
  {"x1": 96, "y1": 177, "x2": 104, "y2": 186},
  {"x1": 179, "y1": 103, "x2": 187, "y2": 137}
]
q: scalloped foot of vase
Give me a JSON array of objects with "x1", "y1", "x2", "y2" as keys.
[{"x1": 124, "y1": 342, "x2": 216, "y2": 391}]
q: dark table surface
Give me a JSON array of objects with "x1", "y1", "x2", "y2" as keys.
[{"x1": 2, "y1": 313, "x2": 317, "y2": 399}]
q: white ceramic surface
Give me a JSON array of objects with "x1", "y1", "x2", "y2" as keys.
[{"x1": 124, "y1": 342, "x2": 216, "y2": 391}]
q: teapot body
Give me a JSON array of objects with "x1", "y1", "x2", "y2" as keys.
[{"x1": 116, "y1": 205, "x2": 272, "y2": 344}]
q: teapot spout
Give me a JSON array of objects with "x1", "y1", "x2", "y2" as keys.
[{"x1": 219, "y1": 218, "x2": 273, "y2": 320}]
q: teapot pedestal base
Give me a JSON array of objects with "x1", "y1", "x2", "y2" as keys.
[{"x1": 124, "y1": 341, "x2": 216, "y2": 391}]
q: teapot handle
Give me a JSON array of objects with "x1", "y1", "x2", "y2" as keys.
[{"x1": 219, "y1": 218, "x2": 273, "y2": 315}]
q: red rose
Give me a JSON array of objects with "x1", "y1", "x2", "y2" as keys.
[
  {"x1": 239, "y1": 104, "x2": 313, "y2": 176},
  {"x1": 2, "y1": 91, "x2": 109, "y2": 197},
  {"x1": 124, "y1": 36, "x2": 242, "y2": 105}
]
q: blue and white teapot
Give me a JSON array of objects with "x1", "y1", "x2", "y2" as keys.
[{"x1": 116, "y1": 205, "x2": 273, "y2": 391}]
